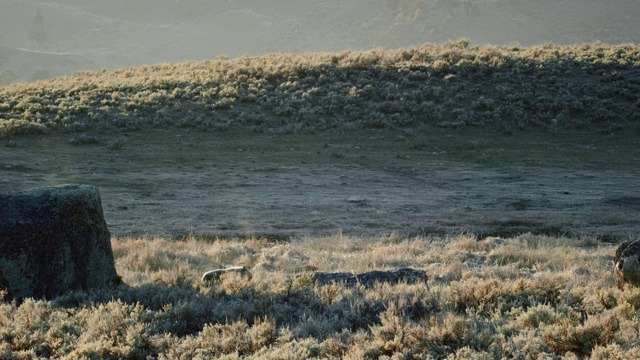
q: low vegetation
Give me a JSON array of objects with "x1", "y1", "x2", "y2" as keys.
[
  {"x1": 0, "y1": 233, "x2": 636, "y2": 359},
  {"x1": 2, "y1": 41, "x2": 639, "y2": 358},
  {"x1": 1, "y1": 40, "x2": 639, "y2": 136}
]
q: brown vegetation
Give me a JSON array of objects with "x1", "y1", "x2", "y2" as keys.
[
  {"x1": 0, "y1": 233, "x2": 637, "y2": 358},
  {"x1": 1, "y1": 41, "x2": 639, "y2": 358},
  {"x1": 1, "y1": 40, "x2": 639, "y2": 136}
]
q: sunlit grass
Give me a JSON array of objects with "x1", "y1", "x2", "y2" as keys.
[
  {"x1": 1, "y1": 40, "x2": 639, "y2": 358},
  {"x1": 1, "y1": 232, "x2": 636, "y2": 358},
  {"x1": 2, "y1": 41, "x2": 639, "y2": 137}
]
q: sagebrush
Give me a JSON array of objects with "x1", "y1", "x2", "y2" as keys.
[
  {"x1": 0, "y1": 233, "x2": 637, "y2": 359},
  {"x1": 1, "y1": 41, "x2": 639, "y2": 136}
]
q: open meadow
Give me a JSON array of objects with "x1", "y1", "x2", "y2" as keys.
[{"x1": 0, "y1": 42, "x2": 640, "y2": 358}]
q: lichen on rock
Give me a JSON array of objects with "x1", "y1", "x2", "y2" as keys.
[
  {"x1": 614, "y1": 240, "x2": 640, "y2": 290},
  {"x1": 0, "y1": 185, "x2": 119, "y2": 300}
]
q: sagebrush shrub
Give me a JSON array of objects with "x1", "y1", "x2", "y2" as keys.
[
  {"x1": 2, "y1": 42, "x2": 639, "y2": 136},
  {"x1": 0, "y1": 233, "x2": 633, "y2": 358}
]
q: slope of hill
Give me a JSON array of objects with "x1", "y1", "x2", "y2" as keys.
[
  {"x1": 1, "y1": 42, "x2": 639, "y2": 136},
  {"x1": 0, "y1": 45, "x2": 95, "y2": 85},
  {"x1": 1, "y1": 0, "x2": 639, "y2": 84}
]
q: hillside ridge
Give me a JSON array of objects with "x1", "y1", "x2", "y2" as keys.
[{"x1": 1, "y1": 41, "x2": 639, "y2": 136}]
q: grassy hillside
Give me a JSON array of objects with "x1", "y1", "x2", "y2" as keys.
[
  {"x1": 3, "y1": 0, "x2": 640, "y2": 85},
  {"x1": 1, "y1": 41, "x2": 639, "y2": 137},
  {"x1": 1, "y1": 42, "x2": 640, "y2": 358},
  {"x1": 1, "y1": 233, "x2": 635, "y2": 359}
]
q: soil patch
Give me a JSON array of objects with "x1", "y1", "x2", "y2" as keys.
[{"x1": 2, "y1": 127, "x2": 639, "y2": 240}]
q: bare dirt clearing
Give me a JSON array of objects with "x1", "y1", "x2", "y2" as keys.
[{"x1": 2, "y1": 127, "x2": 639, "y2": 240}]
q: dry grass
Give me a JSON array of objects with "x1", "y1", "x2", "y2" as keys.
[
  {"x1": 0, "y1": 232, "x2": 636, "y2": 358},
  {"x1": 2, "y1": 40, "x2": 639, "y2": 137},
  {"x1": 2, "y1": 40, "x2": 639, "y2": 358}
]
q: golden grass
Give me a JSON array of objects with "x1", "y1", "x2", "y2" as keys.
[
  {"x1": 0, "y1": 232, "x2": 636, "y2": 358},
  {"x1": 2, "y1": 41, "x2": 639, "y2": 136},
  {"x1": 2, "y1": 40, "x2": 639, "y2": 358}
]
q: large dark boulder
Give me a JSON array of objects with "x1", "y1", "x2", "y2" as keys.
[
  {"x1": 0, "y1": 185, "x2": 119, "y2": 300},
  {"x1": 614, "y1": 240, "x2": 640, "y2": 290}
]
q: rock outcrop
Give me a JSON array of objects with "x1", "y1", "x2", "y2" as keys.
[
  {"x1": 202, "y1": 266, "x2": 252, "y2": 282},
  {"x1": 312, "y1": 267, "x2": 427, "y2": 288},
  {"x1": 614, "y1": 240, "x2": 640, "y2": 290},
  {"x1": 0, "y1": 185, "x2": 119, "y2": 300}
]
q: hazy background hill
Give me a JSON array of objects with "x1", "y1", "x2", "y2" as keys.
[{"x1": 1, "y1": 0, "x2": 639, "y2": 85}]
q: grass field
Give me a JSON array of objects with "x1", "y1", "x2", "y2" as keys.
[
  {"x1": 1, "y1": 41, "x2": 639, "y2": 136},
  {"x1": 1, "y1": 233, "x2": 636, "y2": 359},
  {"x1": 1, "y1": 41, "x2": 640, "y2": 358}
]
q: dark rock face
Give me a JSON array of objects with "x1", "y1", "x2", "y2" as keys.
[
  {"x1": 614, "y1": 240, "x2": 640, "y2": 290},
  {"x1": 312, "y1": 268, "x2": 428, "y2": 288},
  {"x1": 0, "y1": 185, "x2": 119, "y2": 300}
]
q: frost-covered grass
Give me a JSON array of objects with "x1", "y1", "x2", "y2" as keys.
[
  {"x1": 1, "y1": 233, "x2": 637, "y2": 359},
  {"x1": 1, "y1": 40, "x2": 639, "y2": 136}
]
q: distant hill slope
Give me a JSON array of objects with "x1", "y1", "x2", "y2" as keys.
[
  {"x1": 0, "y1": 45, "x2": 96, "y2": 85},
  {"x1": 0, "y1": 0, "x2": 639, "y2": 84},
  {"x1": 1, "y1": 42, "x2": 639, "y2": 136}
]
